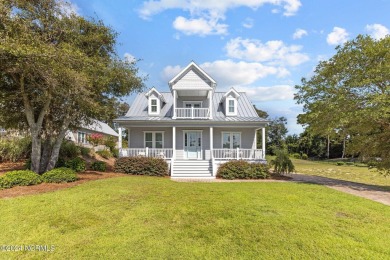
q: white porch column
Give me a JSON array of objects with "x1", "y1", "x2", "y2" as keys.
[
  {"x1": 253, "y1": 129, "x2": 257, "y2": 149},
  {"x1": 262, "y1": 127, "x2": 266, "y2": 159},
  {"x1": 172, "y1": 126, "x2": 176, "y2": 159},
  {"x1": 173, "y1": 90, "x2": 177, "y2": 119},
  {"x1": 209, "y1": 90, "x2": 213, "y2": 119},
  {"x1": 118, "y1": 127, "x2": 122, "y2": 149},
  {"x1": 210, "y1": 127, "x2": 213, "y2": 158},
  {"x1": 127, "y1": 128, "x2": 131, "y2": 148}
]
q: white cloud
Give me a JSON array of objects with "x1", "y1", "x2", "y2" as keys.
[
  {"x1": 242, "y1": 18, "x2": 254, "y2": 29},
  {"x1": 236, "y1": 85, "x2": 295, "y2": 101},
  {"x1": 162, "y1": 59, "x2": 289, "y2": 87},
  {"x1": 326, "y1": 27, "x2": 349, "y2": 45},
  {"x1": 365, "y1": 23, "x2": 389, "y2": 40},
  {"x1": 59, "y1": 0, "x2": 80, "y2": 16},
  {"x1": 124, "y1": 53, "x2": 136, "y2": 63},
  {"x1": 225, "y1": 37, "x2": 309, "y2": 66},
  {"x1": 139, "y1": 0, "x2": 301, "y2": 36},
  {"x1": 292, "y1": 28, "x2": 307, "y2": 39},
  {"x1": 173, "y1": 16, "x2": 228, "y2": 36}
]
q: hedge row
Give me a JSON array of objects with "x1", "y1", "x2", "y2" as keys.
[
  {"x1": 114, "y1": 157, "x2": 168, "y2": 176},
  {"x1": 217, "y1": 160, "x2": 270, "y2": 180},
  {"x1": 0, "y1": 168, "x2": 78, "y2": 190}
]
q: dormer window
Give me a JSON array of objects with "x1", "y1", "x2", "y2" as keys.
[
  {"x1": 223, "y1": 88, "x2": 240, "y2": 116},
  {"x1": 149, "y1": 98, "x2": 160, "y2": 115}
]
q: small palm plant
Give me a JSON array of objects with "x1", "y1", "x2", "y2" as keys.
[{"x1": 271, "y1": 149, "x2": 295, "y2": 174}]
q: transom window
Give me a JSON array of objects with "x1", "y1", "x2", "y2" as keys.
[
  {"x1": 222, "y1": 132, "x2": 241, "y2": 149},
  {"x1": 144, "y1": 132, "x2": 164, "y2": 148}
]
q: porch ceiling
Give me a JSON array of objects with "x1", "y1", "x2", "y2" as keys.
[{"x1": 177, "y1": 89, "x2": 209, "y2": 97}]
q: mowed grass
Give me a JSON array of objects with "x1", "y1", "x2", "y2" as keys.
[
  {"x1": 1, "y1": 177, "x2": 390, "y2": 259},
  {"x1": 291, "y1": 158, "x2": 390, "y2": 189}
]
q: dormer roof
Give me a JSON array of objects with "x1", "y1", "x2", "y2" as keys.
[
  {"x1": 145, "y1": 87, "x2": 166, "y2": 103},
  {"x1": 221, "y1": 87, "x2": 241, "y2": 102}
]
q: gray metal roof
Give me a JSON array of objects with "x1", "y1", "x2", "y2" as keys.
[
  {"x1": 82, "y1": 120, "x2": 119, "y2": 137},
  {"x1": 118, "y1": 92, "x2": 267, "y2": 124}
]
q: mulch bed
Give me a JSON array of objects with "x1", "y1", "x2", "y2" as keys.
[{"x1": 0, "y1": 171, "x2": 127, "y2": 199}]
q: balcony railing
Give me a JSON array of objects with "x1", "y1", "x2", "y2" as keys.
[
  {"x1": 175, "y1": 108, "x2": 210, "y2": 119},
  {"x1": 119, "y1": 148, "x2": 173, "y2": 159},
  {"x1": 212, "y1": 148, "x2": 264, "y2": 160}
]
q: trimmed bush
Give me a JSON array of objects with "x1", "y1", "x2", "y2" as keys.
[
  {"x1": 0, "y1": 170, "x2": 41, "y2": 189},
  {"x1": 60, "y1": 141, "x2": 81, "y2": 159},
  {"x1": 345, "y1": 162, "x2": 355, "y2": 166},
  {"x1": 112, "y1": 148, "x2": 119, "y2": 158},
  {"x1": 217, "y1": 160, "x2": 270, "y2": 180},
  {"x1": 80, "y1": 147, "x2": 91, "y2": 157},
  {"x1": 103, "y1": 136, "x2": 117, "y2": 152},
  {"x1": 301, "y1": 153, "x2": 308, "y2": 160},
  {"x1": 290, "y1": 153, "x2": 301, "y2": 159},
  {"x1": 0, "y1": 137, "x2": 31, "y2": 162},
  {"x1": 367, "y1": 161, "x2": 378, "y2": 168},
  {"x1": 42, "y1": 168, "x2": 78, "y2": 183},
  {"x1": 96, "y1": 150, "x2": 112, "y2": 159},
  {"x1": 65, "y1": 157, "x2": 86, "y2": 172},
  {"x1": 271, "y1": 149, "x2": 295, "y2": 174},
  {"x1": 336, "y1": 161, "x2": 345, "y2": 166},
  {"x1": 115, "y1": 157, "x2": 168, "y2": 176},
  {"x1": 91, "y1": 161, "x2": 106, "y2": 172}
]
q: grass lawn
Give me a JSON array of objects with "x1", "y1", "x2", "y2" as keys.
[
  {"x1": 291, "y1": 158, "x2": 390, "y2": 189},
  {"x1": 1, "y1": 176, "x2": 390, "y2": 259}
]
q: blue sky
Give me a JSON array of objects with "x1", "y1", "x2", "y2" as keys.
[{"x1": 69, "y1": 0, "x2": 390, "y2": 134}]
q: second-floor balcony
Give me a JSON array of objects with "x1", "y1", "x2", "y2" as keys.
[{"x1": 175, "y1": 108, "x2": 210, "y2": 119}]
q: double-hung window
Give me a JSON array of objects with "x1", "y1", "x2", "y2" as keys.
[
  {"x1": 144, "y1": 132, "x2": 164, "y2": 148},
  {"x1": 226, "y1": 98, "x2": 237, "y2": 116},
  {"x1": 222, "y1": 132, "x2": 241, "y2": 149},
  {"x1": 77, "y1": 131, "x2": 87, "y2": 144},
  {"x1": 149, "y1": 98, "x2": 160, "y2": 115}
]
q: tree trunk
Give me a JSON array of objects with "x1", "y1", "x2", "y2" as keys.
[
  {"x1": 342, "y1": 137, "x2": 346, "y2": 159},
  {"x1": 327, "y1": 135, "x2": 330, "y2": 159},
  {"x1": 39, "y1": 138, "x2": 52, "y2": 173},
  {"x1": 30, "y1": 131, "x2": 42, "y2": 173}
]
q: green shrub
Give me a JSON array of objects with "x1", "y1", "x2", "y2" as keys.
[
  {"x1": 0, "y1": 137, "x2": 31, "y2": 162},
  {"x1": 0, "y1": 170, "x2": 41, "y2": 189},
  {"x1": 290, "y1": 153, "x2": 301, "y2": 159},
  {"x1": 355, "y1": 163, "x2": 367, "y2": 167},
  {"x1": 104, "y1": 136, "x2": 117, "y2": 152},
  {"x1": 56, "y1": 157, "x2": 66, "y2": 168},
  {"x1": 65, "y1": 157, "x2": 86, "y2": 172},
  {"x1": 367, "y1": 160, "x2": 378, "y2": 168},
  {"x1": 336, "y1": 161, "x2": 345, "y2": 166},
  {"x1": 91, "y1": 161, "x2": 106, "y2": 172},
  {"x1": 217, "y1": 160, "x2": 270, "y2": 180},
  {"x1": 59, "y1": 141, "x2": 81, "y2": 159},
  {"x1": 271, "y1": 149, "x2": 295, "y2": 174},
  {"x1": 345, "y1": 162, "x2": 354, "y2": 166},
  {"x1": 301, "y1": 153, "x2": 308, "y2": 160},
  {"x1": 96, "y1": 150, "x2": 112, "y2": 159},
  {"x1": 41, "y1": 168, "x2": 78, "y2": 183},
  {"x1": 115, "y1": 157, "x2": 168, "y2": 176},
  {"x1": 112, "y1": 148, "x2": 119, "y2": 158},
  {"x1": 80, "y1": 147, "x2": 91, "y2": 157},
  {"x1": 24, "y1": 158, "x2": 31, "y2": 170}
]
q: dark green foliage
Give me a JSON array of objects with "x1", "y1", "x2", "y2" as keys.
[
  {"x1": 24, "y1": 158, "x2": 31, "y2": 170},
  {"x1": 41, "y1": 168, "x2": 78, "y2": 183},
  {"x1": 217, "y1": 160, "x2": 270, "y2": 180},
  {"x1": 103, "y1": 136, "x2": 117, "y2": 152},
  {"x1": 60, "y1": 141, "x2": 81, "y2": 159},
  {"x1": 271, "y1": 149, "x2": 295, "y2": 174},
  {"x1": 91, "y1": 161, "x2": 106, "y2": 172},
  {"x1": 0, "y1": 170, "x2": 41, "y2": 189},
  {"x1": 112, "y1": 148, "x2": 119, "y2": 158},
  {"x1": 367, "y1": 160, "x2": 378, "y2": 168},
  {"x1": 0, "y1": 137, "x2": 31, "y2": 162},
  {"x1": 301, "y1": 154, "x2": 308, "y2": 160},
  {"x1": 65, "y1": 157, "x2": 86, "y2": 172},
  {"x1": 56, "y1": 157, "x2": 66, "y2": 168},
  {"x1": 80, "y1": 147, "x2": 91, "y2": 157},
  {"x1": 290, "y1": 153, "x2": 301, "y2": 159},
  {"x1": 336, "y1": 162, "x2": 345, "y2": 166},
  {"x1": 345, "y1": 162, "x2": 354, "y2": 166},
  {"x1": 115, "y1": 157, "x2": 168, "y2": 176},
  {"x1": 96, "y1": 150, "x2": 112, "y2": 159}
]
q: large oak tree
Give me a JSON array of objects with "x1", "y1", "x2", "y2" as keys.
[
  {"x1": 295, "y1": 35, "x2": 390, "y2": 174},
  {"x1": 0, "y1": 0, "x2": 144, "y2": 173}
]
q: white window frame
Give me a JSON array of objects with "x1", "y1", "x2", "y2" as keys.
[
  {"x1": 183, "y1": 130, "x2": 203, "y2": 159},
  {"x1": 77, "y1": 131, "x2": 87, "y2": 144},
  {"x1": 148, "y1": 98, "x2": 160, "y2": 115},
  {"x1": 226, "y1": 97, "x2": 237, "y2": 116},
  {"x1": 221, "y1": 132, "x2": 241, "y2": 149},
  {"x1": 183, "y1": 101, "x2": 202, "y2": 108},
  {"x1": 143, "y1": 131, "x2": 164, "y2": 148}
]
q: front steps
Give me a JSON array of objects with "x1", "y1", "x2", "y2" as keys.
[{"x1": 171, "y1": 160, "x2": 213, "y2": 178}]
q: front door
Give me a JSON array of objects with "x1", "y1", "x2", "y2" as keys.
[{"x1": 184, "y1": 131, "x2": 202, "y2": 159}]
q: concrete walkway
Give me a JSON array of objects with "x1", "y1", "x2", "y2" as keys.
[{"x1": 289, "y1": 173, "x2": 390, "y2": 206}]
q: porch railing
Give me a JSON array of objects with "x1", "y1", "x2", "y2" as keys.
[
  {"x1": 212, "y1": 148, "x2": 264, "y2": 160},
  {"x1": 119, "y1": 148, "x2": 173, "y2": 159},
  {"x1": 175, "y1": 108, "x2": 210, "y2": 119}
]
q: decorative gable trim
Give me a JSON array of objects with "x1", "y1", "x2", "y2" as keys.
[
  {"x1": 145, "y1": 87, "x2": 166, "y2": 103},
  {"x1": 169, "y1": 61, "x2": 216, "y2": 90},
  {"x1": 222, "y1": 87, "x2": 241, "y2": 101}
]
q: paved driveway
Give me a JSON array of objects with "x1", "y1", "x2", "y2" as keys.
[{"x1": 289, "y1": 173, "x2": 390, "y2": 206}]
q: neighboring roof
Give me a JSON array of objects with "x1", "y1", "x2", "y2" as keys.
[
  {"x1": 117, "y1": 92, "x2": 268, "y2": 124},
  {"x1": 81, "y1": 120, "x2": 119, "y2": 137},
  {"x1": 169, "y1": 61, "x2": 216, "y2": 90}
]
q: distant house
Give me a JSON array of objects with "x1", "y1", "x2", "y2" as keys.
[
  {"x1": 65, "y1": 119, "x2": 119, "y2": 148},
  {"x1": 115, "y1": 61, "x2": 269, "y2": 178}
]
